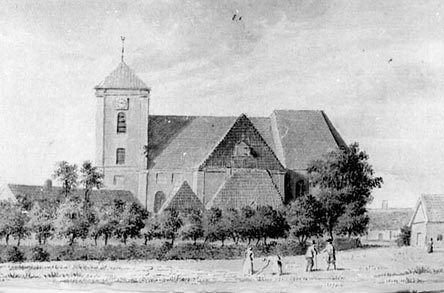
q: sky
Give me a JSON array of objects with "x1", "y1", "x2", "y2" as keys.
[{"x1": 1, "y1": 0, "x2": 444, "y2": 208}]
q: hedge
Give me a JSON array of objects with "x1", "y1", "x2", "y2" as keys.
[{"x1": 0, "y1": 238, "x2": 362, "y2": 263}]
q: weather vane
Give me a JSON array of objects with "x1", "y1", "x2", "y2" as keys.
[{"x1": 121, "y1": 36, "x2": 125, "y2": 62}]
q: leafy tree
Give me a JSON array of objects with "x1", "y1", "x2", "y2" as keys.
[
  {"x1": 223, "y1": 208, "x2": 242, "y2": 244},
  {"x1": 15, "y1": 194, "x2": 33, "y2": 211},
  {"x1": 54, "y1": 198, "x2": 90, "y2": 246},
  {"x1": 286, "y1": 194, "x2": 324, "y2": 244},
  {"x1": 203, "y1": 207, "x2": 231, "y2": 246},
  {"x1": 0, "y1": 201, "x2": 30, "y2": 246},
  {"x1": 0, "y1": 201, "x2": 15, "y2": 244},
  {"x1": 53, "y1": 161, "x2": 78, "y2": 198},
  {"x1": 158, "y1": 208, "x2": 183, "y2": 246},
  {"x1": 238, "y1": 206, "x2": 256, "y2": 245},
  {"x1": 8, "y1": 205, "x2": 31, "y2": 246},
  {"x1": 251, "y1": 206, "x2": 288, "y2": 245},
  {"x1": 79, "y1": 161, "x2": 103, "y2": 203},
  {"x1": 114, "y1": 202, "x2": 149, "y2": 245},
  {"x1": 28, "y1": 203, "x2": 54, "y2": 245},
  {"x1": 335, "y1": 203, "x2": 370, "y2": 238},
  {"x1": 141, "y1": 216, "x2": 161, "y2": 245},
  {"x1": 308, "y1": 143, "x2": 383, "y2": 239},
  {"x1": 179, "y1": 209, "x2": 204, "y2": 245},
  {"x1": 89, "y1": 203, "x2": 117, "y2": 246}
]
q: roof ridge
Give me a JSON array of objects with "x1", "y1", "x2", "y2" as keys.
[
  {"x1": 197, "y1": 117, "x2": 238, "y2": 170},
  {"x1": 321, "y1": 111, "x2": 347, "y2": 148},
  {"x1": 265, "y1": 170, "x2": 284, "y2": 202}
]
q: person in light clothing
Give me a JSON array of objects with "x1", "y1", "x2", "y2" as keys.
[
  {"x1": 305, "y1": 240, "x2": 317, "y2": 272},
  {"x1": 243, "y1": 247, "x2": 254, "y2": 275},
  {"x1": 321, "y1": 238, "x2": 336, "y2": 270}
]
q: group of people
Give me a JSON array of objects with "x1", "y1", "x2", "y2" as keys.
[
  {"x1": 242, "y1": 238, "x2": 337, "y2": 276},
  {"x1": 305, "y1": 238, "x2": 336, "y2": 272}
]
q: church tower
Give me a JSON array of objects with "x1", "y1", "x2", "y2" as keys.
[{"x1": 94, "y1": 46, "x2": 150, "y2": 206}]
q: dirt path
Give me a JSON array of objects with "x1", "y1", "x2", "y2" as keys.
[{"x1": 0, "y1": 246, "x2": 443, "y2": 292}]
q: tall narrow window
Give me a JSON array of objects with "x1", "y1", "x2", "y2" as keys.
[
  {"x1": 117, "y1": 112, "x2": 126, "y2": 133},
  {"x1": 295, "y1": 180, "x2": 305, "y2": 197},
  {"x1": 116, "y1": 148, "x2": 125, "y2": 165}
]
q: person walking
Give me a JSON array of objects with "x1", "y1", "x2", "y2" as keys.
[
  {"x1": 243, "y1": 247, "x2": 254, "y2": 275},
  {"x1": 427, "y1": 238, "x2": 434, "y2": 253},
  {"x1": 305, "y1": 240, "x2": 317, "y2": 272},
  {"x1": 321, "y1": 238, "x2": 336, "y2": 270}
]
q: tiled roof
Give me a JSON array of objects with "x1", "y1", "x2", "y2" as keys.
[
  {"x1": 206, "y1": 170, "x2": 283, "y2": 210},
  {"x1": 95, "y1": 61, "x2": 149, "y2": 90},
  {"x1": 271, "y1": 110, "x2": 347, "y2": 170},
  {"x1": 368, "y1": 208, "x2": 413, "y2": 230},
  {"x1": 147, "y1": 111, "x2": 345, "y2": 171},
  {"x1": 200, "y1": 114, "x2": 284, "y2": 171},
  {"x1": 419, "y1": 194, "x2": 444, "y2": 223},
  {"x1": 7, "y1": 184, "x2": 138, "y2": 208},
  {"x1": 159, "y1": 181, "x2": 203, "y2": 213},
  {"x1": 148, "y1": 116, "x2": 236, "y2": 170}
]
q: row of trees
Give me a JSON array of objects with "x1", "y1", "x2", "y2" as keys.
[{"x1": 0, "y1": 142, "x2": 382, "y2": 247}]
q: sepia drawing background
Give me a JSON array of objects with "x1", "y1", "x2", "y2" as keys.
[{"x1": 1, "y1": 0, "x2": 444, "y2": 208}]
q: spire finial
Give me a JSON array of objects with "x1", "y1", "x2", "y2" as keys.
[{"x1": 120, "y1": 36, "x2": 125, "y2": 62}]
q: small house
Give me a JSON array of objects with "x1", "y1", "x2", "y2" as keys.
[{"x1": 409, "y1": 194, "x2": 444, "y2": 248}]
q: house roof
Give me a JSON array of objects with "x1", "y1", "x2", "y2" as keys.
[
  {"x1": 410, "y1": 194, "x2": 444, "y2": 224},
  {"x1": 199, "y1": 114, "x2": 284, "y2": 171},
  {"x1": 147, "y1": 111, "x2": 346, "y2": 171},
  {"x1": 159, "y1": 181, "x2": 203, "y2": 213},
  {"x1": 206, "y1": 170, "x2": 283, "y2": 210},
  {"x1": 368, "y1": 208, "x2": 413, "y2": 230},
  {"x1": 95, "y1": 61, "x2": 149, "y2": 90},
  {"x1": 271, "y1": 110, "x2": 347, "y2": 170},
  {"x1": 6, "y1": 184, "x2": 138, "y2": 208}
]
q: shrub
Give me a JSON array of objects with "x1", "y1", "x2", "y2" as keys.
[
  {"x1": 162, "y1": 243, "x2": 244, "y2": 260},
  {"x1": 5, "y1": 246, "x2": 25, "y2": 263},
  {"x1": 52, "y1": 245, "x2": 76, "y2": 261},
  {"x1": 397, "y1": 225, "x2": 411, "y2": 247},
  {"x1": 30, "y1": 246, "x2": 50, "y2": 262}
]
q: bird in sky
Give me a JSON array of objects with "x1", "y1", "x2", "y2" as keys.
[
  {"x1": 232, "y1": 9, "x2": 242, "y2": 21},
  {"x1": 388, "y1": 58, "x2": 393, "y2": 63}
]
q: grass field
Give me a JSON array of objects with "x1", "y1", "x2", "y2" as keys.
[{"x1": 0, "y1": 246, "x2": 442, "y2": 292}]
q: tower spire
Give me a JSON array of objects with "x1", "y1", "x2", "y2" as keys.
[{"x1": 120, "y1": 36, "x2": 125, "y2": 62}]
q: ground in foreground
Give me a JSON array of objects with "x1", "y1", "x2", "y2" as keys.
[{"x1": 0, "y1": 246, "x2": 443, "y2": 292}]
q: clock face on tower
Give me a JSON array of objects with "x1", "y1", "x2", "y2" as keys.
[{"x1": 116, "y1": 97, "x2": 129, "y2": 110}]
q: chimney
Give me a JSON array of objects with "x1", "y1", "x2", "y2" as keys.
[
  {"x1": 381, "y1": 200, "x2": 388, "y2": 210},
  {"x1": 43, "y1": 179, "x2": 52, "y2": 191}
]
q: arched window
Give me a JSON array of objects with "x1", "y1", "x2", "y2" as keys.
[
  {"x1": 154, "y1": 191, "x2": 166, "y2": 213},
  {"x1": 117, "y1": 112, "x2": 126, "y2": 133},
  {"x1": 295, "y1": 180, "x2": 306, "y2": 197},
  {"x1": 116, "y1": 148, "x2": 125, "y2": 165}
]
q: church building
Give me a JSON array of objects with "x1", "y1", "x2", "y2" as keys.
[{"x1": 94, "y1": 60, "x2": 347, "y2": 213}]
